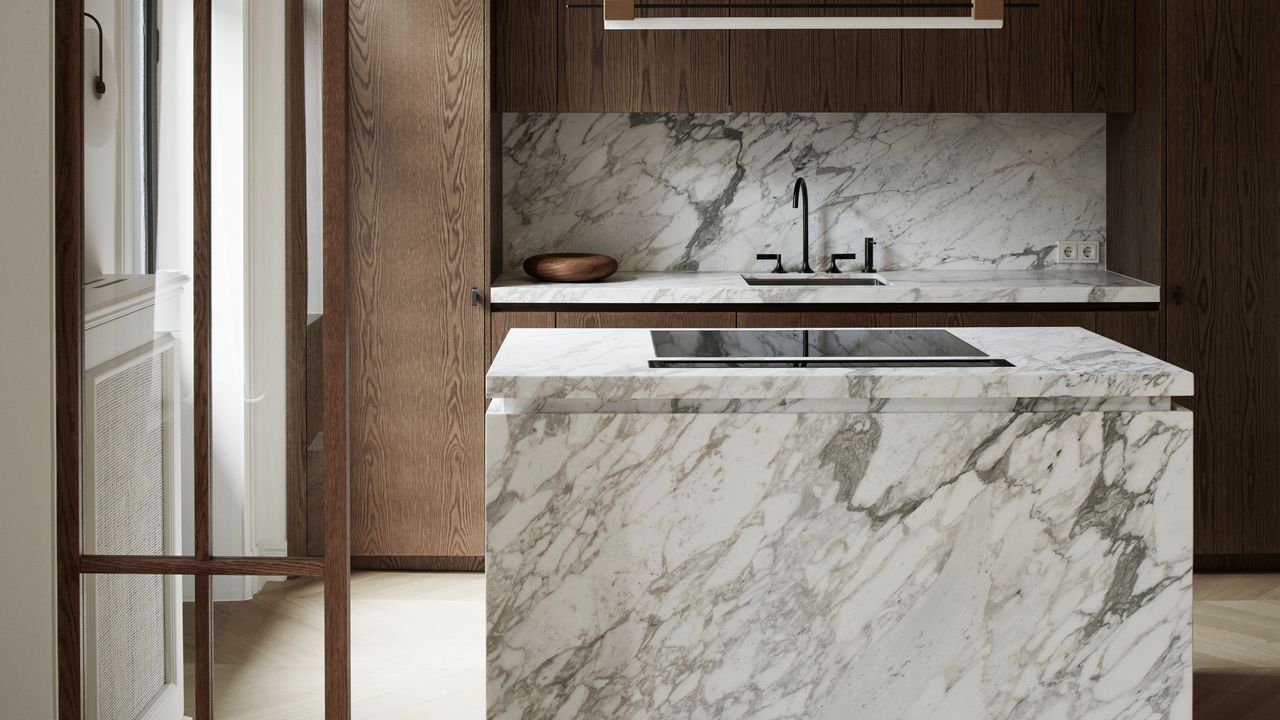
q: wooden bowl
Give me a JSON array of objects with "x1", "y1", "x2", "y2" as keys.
[{"x1": 522, "y1": 253, "x2": 619, "y2": 283}]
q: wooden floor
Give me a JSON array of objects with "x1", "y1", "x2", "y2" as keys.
[
  {"x1": 1194, "y1": 574, "x2": 1280, "y2": 719},
  {"x1": 184, "y1": 572, "x2": 484, "y2": 719},
  {"x1": 189, "y1": 572, "x2": 1280, "y2": 718}
]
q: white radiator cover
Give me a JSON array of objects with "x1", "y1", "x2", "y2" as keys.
[{"x1": 82, "y1": 275, "x2": 185, "y2": 720}]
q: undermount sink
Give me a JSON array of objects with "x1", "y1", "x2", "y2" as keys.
[{"x1": 741, "y1": 274, "x2": 888, "y2": 287}]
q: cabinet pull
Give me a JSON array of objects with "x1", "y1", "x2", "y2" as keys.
[
  {"x1": 1172, "y1": 286, "x2": 1184, "y2": 305},
  {"x1": 470, "y1": 287, "x2": 481, "y2": 307}
]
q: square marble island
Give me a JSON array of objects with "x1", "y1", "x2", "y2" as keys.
[{"x1": 485, "y1": 327, "x2": 1193, "y2": 720}]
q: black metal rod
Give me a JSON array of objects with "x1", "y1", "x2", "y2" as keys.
[{"x1": 83, "y1": 12, "x2": 106, "y2": 97}]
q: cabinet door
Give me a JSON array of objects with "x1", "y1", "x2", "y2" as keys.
[
  {"x1": 559, "y1": 0, "x2": 729, "y2": 112},
  {"x1": 915, "y1": 310, "x2": 1097, "y2": 331},
  {"x1": 1073, "y1": 0, "x2": 1136, "y2": 111},
  {"x1": 490, "y1": 311, "x2": 555, "y2": 364},
  {"x1": 902, "y1": 0, "x2": 1071, "y2": 112},
  {"x1": 348, "y1": 0, "x2": 489, "y2": 558},
  {"x1": 729, "y1": 0, "x2": 900, "y2": 112},
  {"x1": 494, "y1": 0, "x2": 558, "y2": 111},
  {"x1": 556, "y1": 311, "x2": 736, "y2": 328},
  {"x1": 738, "y1": 312, "x2": 912, "y2": 328},
  {"x1": 1167, "y1": 0, "x2": 1280, "y2": 556}
]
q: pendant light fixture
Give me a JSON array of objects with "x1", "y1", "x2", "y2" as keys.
[{"x1": 598, "y1": 0, "x2": 1008, "y2": 30}]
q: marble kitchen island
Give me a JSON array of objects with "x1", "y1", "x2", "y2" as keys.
[{"x1": 485, "y1": 327, "x2": 1193, "y2": 720}]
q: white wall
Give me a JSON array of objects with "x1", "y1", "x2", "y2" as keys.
[
  {"x1": 0, "y1": 0, "x2": 56, "y2": 716},
  {"x1": 206, "y1": 0, "x2": 290, "y2": 600},
  {"x1": 246, "y1": 0, "x2": 290, "y2": 563},
  {"x1": 83, "y1": 0, "x2": 122, "y2": 277}
]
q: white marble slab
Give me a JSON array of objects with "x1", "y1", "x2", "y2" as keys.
[
  {"x1": 489, "y1": 269, "x2": 1159, "y2": 305},
  {"x1": 486, "y1": 407, "x2": 1194, "y2": 719},
  {"x1": 502, "y1": 113, "x2": 1106, "y2": 272},
  {"x1": 486, "y1": 327, "x2": 1193, "y2": 402}
]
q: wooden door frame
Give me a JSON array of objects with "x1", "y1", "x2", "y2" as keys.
[{"x1": 54, "y1": 0, "x2": 351, "y2": 717}]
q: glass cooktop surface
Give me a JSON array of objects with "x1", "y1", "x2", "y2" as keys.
[{"x1": 648, "y1": 329, "x2": 1009, "y2": 368}]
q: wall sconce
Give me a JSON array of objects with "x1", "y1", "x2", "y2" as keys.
[{"x1": 84, "y1": 12, "x2": 107, "y2": 96}]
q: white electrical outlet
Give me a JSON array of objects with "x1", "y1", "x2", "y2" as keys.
[
  {"x1": 1079, "y1": 240, "x2": 1100, "y2": 264},
  {"x1": 1060, "y1": 242, "x2": 1079, "y2": 263}
]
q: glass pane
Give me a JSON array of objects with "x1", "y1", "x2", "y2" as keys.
[
  {"x1": 82, "y1": 0, "x2": 194, "y2": 557},
  {"x1": 210, "y1": 575, "x2": 325, "y2": 718},
  {"x1": 83, "y1": 574, "x2": 189, "y2": 719},
  {"x1": 210, "y1": 0, "x2": 326, "y2": 559}
]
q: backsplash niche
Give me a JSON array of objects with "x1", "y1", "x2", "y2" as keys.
[{"x1": 501, "y1": 113, "x2": 1106, "y2": 273}]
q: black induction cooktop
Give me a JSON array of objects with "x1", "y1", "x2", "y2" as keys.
[{"x1": 648, "y1": 329, "x2": 1012, "y2": 368}]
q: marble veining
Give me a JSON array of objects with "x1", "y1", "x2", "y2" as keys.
[
  {"x1": 489, "y1": 269, "x2": 1159, "y2": 305},
  {"x1": 486, "y1": 407, "x2": 1193, "y2": 719},
  {"x1": 502, "y1": 113, "x2": 1106, "y2": 272},
  {"x1": 486, "y1": 327, "x2": 1195, "y2": 403}
]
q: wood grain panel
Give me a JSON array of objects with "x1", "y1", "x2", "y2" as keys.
[
  {"x1": 915, "y1": 310, "x2": 1097, "y2": 331},
  {"x1": 737, "y1": 312, "x2": 887, "y2": 328},
  {"x1": 285, "y1": 0, "x2": 309, "y2": 559},
  {"x1": 902, "y1": 0, "x2": 1071, "y2": 112},
  {"x1": 1095, "y1": 310, "x2": 1161, "y2": 359},
  {"x1": 348, "y1": 0, "x2": 488, "y2": 557},
  {"x1": 559, "y1": 0, "x2": 728, "y2": 112},
  {"x1": 1073, "y1": 0, "x2": 1135, "y2": 111},
  {"x1": 555, "y1": 311, "x2": 736, "y2": 328},
  {"x1": 194, "y1": 0, "x2": 212, "y2": 567},
  {"x1": 192, "y1": 7, "x2": 214, "y2": 717},
  {"x1": 494, "y1": 0, "x2": 557, "y2": 111},
  {"x1": 324, "y1": 0, "x2": 352, "y2": 714},
  {"x1": 729, "y1": 0, "x2": 900, "y2": 112},
  {"x1": 1167, "y1": 0, "x2": 1280, "y2": 555},
  {"x1": 54, "y1": 0, "x2": 84, "y2": 715},
  {"x1": 490, "y1": 311, "x2": 555, "y2": 364},
  {"x1": 1105, "y1": 0, "x2": 1164, "y2": 286},
  {"x1": 194, "y1": 574, "x2": 213, "y2": 720},
  {"x1": 80, "y1": 555, "x2": 326, "y2": 577},
  {"x1": 352, "y1": 556, "x2": 486, "y2": 572}
]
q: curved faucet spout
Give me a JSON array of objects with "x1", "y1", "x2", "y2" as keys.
[{"x1": 792, "y1": 178, "x2": 813, "y2": 274}]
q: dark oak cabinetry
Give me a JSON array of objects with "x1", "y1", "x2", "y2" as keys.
[
  {"x1": 351, "y1": 0, "x2": 1278, "y2": 568},
  {"x1": 496, "y1": 0, "x2": 1135, "y2": 113},
  {"x1": 1166, "y1": 0, "x2": 1280, "y2": 560}
]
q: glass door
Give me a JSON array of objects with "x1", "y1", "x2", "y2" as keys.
[{"x1": 56, "y1": 0, "x2": 351, "y2": 717}]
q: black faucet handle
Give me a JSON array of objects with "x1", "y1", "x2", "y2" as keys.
[
  {"x1": 863, "y1": 237, "x2": 877, "y2": 273},
  {"x1": 828, "y1": 253, "x2": 858, "y2": 274},
  {"x1": 756, "y1": 253, "x2": 785, "y2": 274}
]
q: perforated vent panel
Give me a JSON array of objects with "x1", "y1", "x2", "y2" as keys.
[
  {"x1": 92, "y1": 354, "x2": 166, "y2": 555},
  {"x1": 93, "y1": 574, "x2": 167, "y2": 720},
  {"x1": 88, "y1": 352, "x2": 169, "y2": 719}
]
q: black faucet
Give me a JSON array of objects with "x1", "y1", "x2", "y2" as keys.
[
  {"x1": 864, "y1": 237, "x2": 877, "y2": 273},
  {"x1": 792, "y1": 178, "x2": 814, "y2": 274}
]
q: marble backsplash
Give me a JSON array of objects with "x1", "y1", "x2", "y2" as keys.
[{"x1": 501, "y1": 112, "x2": 1106, "y2": 273}]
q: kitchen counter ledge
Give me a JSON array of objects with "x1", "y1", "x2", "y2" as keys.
[
  {"x1": 490, "y1": 269, "x2": 1159, "y2": 305},
  {"x1": 487, "y1": 326, "x2": 1192, "y2": 403}
]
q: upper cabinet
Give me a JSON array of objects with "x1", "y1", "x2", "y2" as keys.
[
  {"x1": 1072, "y1": 0, "x2": 1136, "y2": 112},
  {"x1": 728, "y1": 0, "x2": 902, "y2": 112},
  {"x1": 901, "y1": 0, "x2": 1073, "y2": 112},
  {"x1": 494, "y1": 0, "x2": 1136, "y2": 114}
]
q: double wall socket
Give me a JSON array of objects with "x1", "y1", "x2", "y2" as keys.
[{"x1": 1059, "y1": 240, "x2": 1100, "y2": 264}]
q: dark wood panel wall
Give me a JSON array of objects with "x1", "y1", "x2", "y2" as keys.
[
  {"x1": 349, "y1": 0, "x2": 489, "y2": 560},
  {"x1": 495, "y1": 0, "x2": 1136, "y2": 113},
  {"x1": 1105, "y1": 0, "x2": 1162, "y2": 287},
  {"x1": 1167, "y1": 0, "x2": 1280, "y2": 560}
]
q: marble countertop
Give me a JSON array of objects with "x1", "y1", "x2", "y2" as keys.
[
  {"x1": 489, "y1": 269, "x2": 1159, "y2": 305},
  {"x1": 487, "y1": 326, "x2": 1192, "y2": 402}
]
